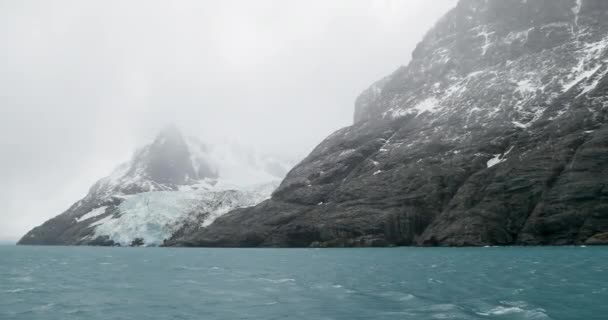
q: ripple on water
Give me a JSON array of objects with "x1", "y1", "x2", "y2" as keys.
[
  {"x1": 31, "y1": 303, "x2": 55, "y2": 311},
  {"x1": 2, "y1": 288, "x2": 39, "y2": 294},
  {"x1": 379, "y1": 291, "x2": 416, "y2": 302},
  {"x1": 64, "y1": 309, "x2": 87, "y2": 315},
  {"x1": 9, "y1": 276, "x2": 33, "y2": 283},
  {"x1": 0, "y1": 246, "x2": 605, "y2": 320},
  {"x1": 257, "y1": 278, "x2": 296, "y2": 284},
  {"x1": 174, "y1": 266, "x2": 206, "y2": 271}
]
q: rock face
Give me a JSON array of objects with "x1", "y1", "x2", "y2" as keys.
[
  {"x1": 168, "y1": 0, "x2": 608, "y2": 247},
  {"x1": 18, "y1": 127, "x2": 287, "y2": 246}
]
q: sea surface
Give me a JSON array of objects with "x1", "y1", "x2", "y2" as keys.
[{"x1": 1, "y1": 246, "x2": 607, "y2": 320}]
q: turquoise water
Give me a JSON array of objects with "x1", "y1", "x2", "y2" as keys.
[{"x1": 1, "y1": 246, "x2": 607, "y2": 319}]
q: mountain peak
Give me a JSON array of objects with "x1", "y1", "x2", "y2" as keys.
[
  {"x1": 143, "y1": 126, "x2": 198, "y2": 185},
  {"x1": 154, "y1": 124, "x2": 183, "y2": 143},
  {"x1": 355, "y1": 0, "x2": 608, "y2": 124},
  {"x1": 86, "y1": 128, "x2": 217, "y2": 199}
]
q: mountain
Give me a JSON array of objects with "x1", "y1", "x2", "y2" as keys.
[
  {"x1": 18, "y1": 127, "x2": 289, "y2": 246},
  {"x1": 167, "y1": 0, "x2": 608, "y2": 247}
]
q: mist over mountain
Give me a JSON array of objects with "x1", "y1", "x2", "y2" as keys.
[
  {"x1": 11, "y1": 0, "x2": 608, "y2": 248},
  {"x1": 0, "y1": 1, "x2": 457, "y2": 242},
  {"x1": 18, "y1": 127, "x2": 288, "y2": 246},
  {"x1": 167, "y1": 0, "x2": 608, "y2": 247}
]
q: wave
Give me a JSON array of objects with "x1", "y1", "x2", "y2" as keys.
[
  {"x1": 32, "y1": 303, "x2": 55, "y2": 311},
  {"x1": 3, "y1": 288, "x2": 28, "y2": 293},
  {"x1": 9, "y1": 276, "x2": 33, "y2": 283},
  {"x1": 477, "y1": 305, "x2": 549, "y2": 319},
  {"x1": 257, "y1": 278, "x2": 296, "y2": 284},
  {"x1": 379, "y1": 291, "x2": 416, "y2": 302},
  {"x1": 174, "y1": 266, "x2": 206, "y2": 271}
]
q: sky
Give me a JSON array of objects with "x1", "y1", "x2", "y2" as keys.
[{"x1": 0, "y1": 0, "x2": 456, "y2": 242}]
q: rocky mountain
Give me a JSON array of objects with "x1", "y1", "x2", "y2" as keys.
[
  {"x1": 18, "y1": 127, "x2": 288, "y2": 246},
  {"x1": 167, "y1": 0, "x2": 608, "y2": 247}
]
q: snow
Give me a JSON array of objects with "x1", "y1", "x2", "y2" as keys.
[
  {"x1": 338, "y1": 149, "x2": 356, "y2": 157},
  {"x1": 572, "y1": 0, "x2": 582, "y2": 26},
  {"x1": 487, "y1": 146, "x2": 514, "y2": 168},
  {"x1": 516, "y1": 80, "x2": 536, "y2": 93},
  {"x1": 512, "y1": 121, "x2": 527, "y2": 129},
  {"x1": 385, "y1": 97, "x2": 440, "y2": 119},
  {"x1": 89, "y1": 215, "x2": 115, "y2": 228},
  {"x1": 76, "y1": 206, "x2": 108, "y2": 223},
  {"x1": 386, "y1": 107, "x2": 410, "y2": 119},
  {"x1": 387, "y1": 97, "x2": 442, "y2": 119},
  {"x1": 541, "y1": 22, "x2": 570, "y2": 29},
  {"x1": 563, "y1": 38, "x2": 608, "y2": 92},
  {"x1": 413, "y1": 98, "x2": 440, "y2": 116},
  {"x1": 477, "y1": 26, "x2": 494, "y2": 55},
  {"x1": 486, "y1": 154, "x2": 505, "y2": 168},
  {"x1": 579, "y1": 65, "x2": 608, "y2": 96},
  {"x1": 563, "y1": 64, "x2": 603, "y2": 92}
]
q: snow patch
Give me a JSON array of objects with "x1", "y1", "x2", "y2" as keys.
[
  {"x1": 512, "y1": 121, "x2": 527, "y2": 129},
  {"x1": 413, "y1": 98, "x2": 440, "y2": 116},
  {"x1": 487, "y1": 146, "x2": 514, "y2": 168},
  {"x1": 385, "y1": 97, "x2": 440, "y2": 119},
  {"x1": 76, "y1": 206, "x2": 108, "y2": 223},
  {"x1": 516, "y1": 80, "x2": 537, "y2": 93}
]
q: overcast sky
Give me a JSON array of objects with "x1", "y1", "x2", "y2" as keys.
[{"x1": 0, "y1": 0, "x2": 456, "y2": 242}]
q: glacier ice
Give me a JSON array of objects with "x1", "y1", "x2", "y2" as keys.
[{"x1": 92, "y1": 181, "x2": 278, "y2": 246}]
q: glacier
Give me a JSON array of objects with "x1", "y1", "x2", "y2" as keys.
[{"x1": 90, "y1": 181, "x2": 278, "y2": 246}]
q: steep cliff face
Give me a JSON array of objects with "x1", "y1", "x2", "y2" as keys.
[
  {"x1": 18, "y1": 128, "x2": 287, "y2": 246},
  {"x1": 169, "y1": 0, "x2": 608, "y2": 247}
]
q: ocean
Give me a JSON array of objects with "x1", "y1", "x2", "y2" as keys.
[{"x1": 1, "y1": 245, "x2": 606, "y2": 319}]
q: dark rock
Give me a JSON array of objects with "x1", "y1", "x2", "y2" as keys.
[
  {"x1": 130, "y1": 238, "x2": 145, "y2": 247},
  {"x1": 585, "y1": 232, "x2": 608, "y2": 245},
  {"x1": 88, "y1": 236, "x2": 116, "y2": 247}
]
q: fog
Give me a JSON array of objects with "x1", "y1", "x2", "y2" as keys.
[{"x1": 0, "y1": 0, "x2": 456, "y2": 242}]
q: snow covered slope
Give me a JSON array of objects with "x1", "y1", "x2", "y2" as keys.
[{"x1": 18, "y1": 127, "x2": 287, "y2": 246}]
